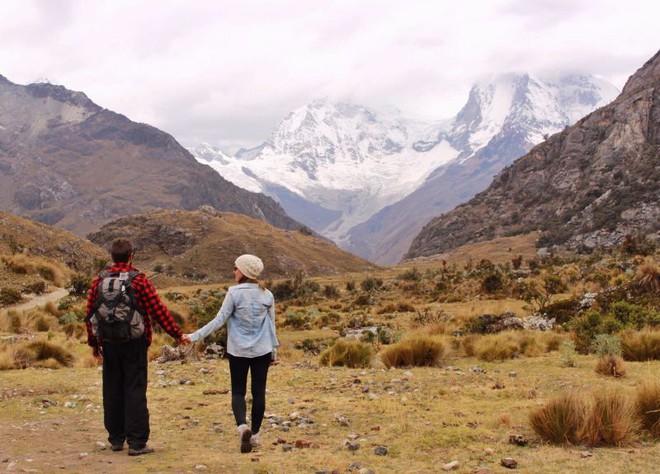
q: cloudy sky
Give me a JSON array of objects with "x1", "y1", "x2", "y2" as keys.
[{"x1": 1, "y1": 0, "x2": 658, "y2": 152}]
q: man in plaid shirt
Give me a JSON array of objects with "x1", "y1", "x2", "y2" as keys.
[{"x1": 86, "y1": 238, "x2": 182, "y2": 456}]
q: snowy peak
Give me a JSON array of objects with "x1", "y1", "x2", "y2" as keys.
[{"x1": 262, "y1": 100, "x2": 409, "y2": 177}]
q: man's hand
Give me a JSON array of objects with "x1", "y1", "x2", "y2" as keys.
[{"x1": 92, "y1": 346, "x2": 103, "y2": 359}]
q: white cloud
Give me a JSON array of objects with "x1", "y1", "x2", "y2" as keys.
[{"x1": 0, "y1": 0, "x2": 658, "y2": 151}]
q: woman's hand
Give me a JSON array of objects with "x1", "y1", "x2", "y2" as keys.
[{"x1": 179, "y1": 334, "x2": 192, "y2": 345}]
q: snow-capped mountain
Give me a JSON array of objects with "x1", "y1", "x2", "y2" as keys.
[
  {"x1": 193, "y1": 100, "x2": 457, "y2": 239},
  {"x1": 191, "y1": 73, "x2": 618, "y2": 264}
]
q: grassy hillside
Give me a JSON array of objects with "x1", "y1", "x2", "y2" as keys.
[
  {"x1": 1, "y1": 215, "x2": 658, "y2": 473},
  {"x1": 87, "y1": 208, "x2": 378, "y2": 285}
]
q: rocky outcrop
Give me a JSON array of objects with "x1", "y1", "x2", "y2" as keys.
[{"x1": 405, "y1": 50, "x2": 660, "y2": 259}]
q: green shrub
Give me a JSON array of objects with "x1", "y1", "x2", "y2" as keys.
[
  {"x1": 282, "y1": 310, "x2": 311, "y2": 329},
  {"x1": 591, "y1": 334, "x2": 622, "y2": 356},
  {"x1": 360, "y1": 276, "x2": 383, "y2": 292},
  {"x1": 67, "y1": 274, "x2": 91, "y2": 297},
  {"x1": 319, "y1": 340, "x2": 372, "y2": 368}
]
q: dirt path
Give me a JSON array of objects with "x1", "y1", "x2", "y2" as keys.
[{"x1": 0, "y1": 288, "x2": 69, "y2": 315}]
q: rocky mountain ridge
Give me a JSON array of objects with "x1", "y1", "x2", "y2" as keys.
[
  {"x1": 405, "y1": 50, "x2": 660, "y2": 259},
  {"x1": 0, "y1": 75, "x2": 300, "y2": 237}
]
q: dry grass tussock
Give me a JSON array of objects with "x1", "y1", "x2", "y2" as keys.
[
  {"x1": 531, "y1": 389, "x2": 641, "y2": 446},
  {"x1": 380, "y1": 334, "x2": 447, "y2": 368},
  {"x1": 635, "y1": 381, "x2": 660, "y2": 437},
  {"x1": 635, "y1": 256, "x2": 660, "y2": 293},
  {"x1": 621, "y1": 329, "x2": 660, "y2": 361},
  {"x1": 595, "y1": 354, "x2": 627, "y2": 377},
  {"x1": 1, "y1": 253, "x2": 70, "y2": 287},
  {"x1": 0, "y1": 339, "x2": 75, "y2": 370},
  {"x1": 472, "y1": 330, "x2": 564, "y2": 361},
  {"x1": 319, "y1": 339, "x2": 372, "y2": 368}
]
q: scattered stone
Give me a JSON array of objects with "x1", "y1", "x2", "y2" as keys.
[
  {"x1": 282, "y1": 445, "x2": 293, "y2": 452},
  {"x1": 470, "y1": 366, "x2": 486, "y2": 373},
  {"x1": 443, "y1": 460, "x2": 460, "y2": 470},
  {"x1": 466, "y1": 421, "x2": 480, "y2": 428},
  {"x1": 194, "y1": 464, "x2": 208, "y2": 470},
  {"x1": 483, "y1": 448, "x2": 494, "y2": 456},
  {"x1": 501, "y1": 458, "x2": 518, "y2": 469},
  {"x1": 295, "y1": 440, "x2": 312, "y2": 448},
  {"x1": 202, "y1": 389, "x2": 229, "y2": 395},
  {"x1": 580, "y1": 451, "x2": 593, "y2": 458},
  {"x1": 199, "y1": 368, "x2": 209, "y2": 374},
  {"x1": 347, "y1": 461, "x2": 363, "y2": 471},
  {"x1": 346, "y1": 441, "x2": 360, "y2": 451},
  {"x1": 473, "y1": 468, "x2": 494, "y2": 474},
  {"x1": 79, "y1": 452, "x2": 88, "y2": 458},
  {"x1": 509, "y1": 434, "x2": 528, "y2": 446},
  {"x1": 373, "y1": 446, "x2": 388, "y2": 456},
  {"x1": 64, "y1": 401, "x2": 77, "y2": 408},
  {"x1": 492, "y1": 382, "x2": 505, "y2": 390},
  {"x1": 95, "y1": 441, "x2": 106, "y2": 450},
  {"x1": 42, "y1": 398, "x2": 57, "y2": 408},
  {"x1": 508, "y1": 371, "x2": 517, "y2": 378},
  {"x1": 358, "y1": 469, "x2": 375, "y2": 474}
]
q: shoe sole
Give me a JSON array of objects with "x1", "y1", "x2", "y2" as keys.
[
  {"x1": 240, "y1": 428, "x2": 253, "y2": 453},
  {"x1": 128, "y1": 448, "x2": 154, "y2": 456}
]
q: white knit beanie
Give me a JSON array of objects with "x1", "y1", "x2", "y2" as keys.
[{"x1": 235, "y1": 254, "x2": 264, "y2": 280}]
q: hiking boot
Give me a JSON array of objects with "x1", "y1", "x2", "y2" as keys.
[
  {"x1": 111, "y1": 443, "x2": 124, "y2": 452},
  {"x1": 237, "y1": 424, "x2": 252, "y2": 453},
  {"x1": 128, "y1": 445, "x2": 154, "y2": 456},
  {"x1": 250, "y1": 432, "x2": 260, "y2": 448}
]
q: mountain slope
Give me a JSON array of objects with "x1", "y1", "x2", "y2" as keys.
[
  {"x1": 87, "y1": 207, "x2": 378, "y2": 284},
  {"x1": 345, "y1": 74, "x2": 619, "y2": 263},
  {"x1": 193, "y1": 75, "x2": 617, "y2": 264},
  {"x1": 405, "y1": 51, "x2": 660, "y2": 259},
  {"x1": 0, "y1": 76, "x2": 300, "y2": 236}
]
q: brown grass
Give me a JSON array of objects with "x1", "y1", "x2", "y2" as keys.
[
  {"x1": 319, "y1": 340, "x2": 372, "y2": 368},
  {"x1": 621, "y1": 330, "x2": 660, "y2": 361},
  {"x1": 595, "y1": 354, "x2": 627, "y2": 377},
  {"x1": 580, "y1": 390, "x2": 639, "y2": 446},
  {"x1": 529, "y1": 391, "x2": 586, "y2": 445},
  {"x1": 635, "y1": 256, "x2": 660, "y2": 293},
  {"x1": 379, "y1": 335, "x2": 447, "y2": 368},
  {"x1": 635, "y1": 381, "x2": 660, "y2": 438}
]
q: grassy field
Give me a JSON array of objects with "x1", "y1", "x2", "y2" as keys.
[
  {"x1": 1, "y1": 343, "x2": 658, "y2": 474},
  {"x1": 1, "y1": 234, "x2": 658, "y2": 473}
]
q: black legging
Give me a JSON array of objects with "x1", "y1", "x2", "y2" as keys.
[{"x1": 227, "y1": 352, "x2": 271, "y2": 434}]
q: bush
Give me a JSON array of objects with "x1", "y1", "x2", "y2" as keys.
[
  {"x1": 481, "y1": 272, "x2": 504, "y2": 293},
  {"x1": 271, "y1": 272, "x2": 320, "y2": 302},
  {"x1": 580, "y1": 391, "x2": 638, "y2": 446},
  {"x1": 380, "y1": 335, "x2": 447, "y2": 368},
  {"x1": 595, "y1": 354, "x2": 626, "y2": 377},
  {"x1": 590, "y1": 334, "x2": 622, "y2": 356},
  {"x1": 635, "y1": 381, "x2": 660, "y2": 438},
  {"x1": 360, "y1": 276, "x2": 383, "y2": 292},
  {"x1": 323, "y1": 284, "x2": 340, "y2": 299},
  {"x1": 68, "y1": 274, "x2": 91, "y2": 297},
  {"x1": 559, "y1": 339, "x2": 577, "y2": 367},
  {"x1": 529, "y1": 391, "x2": 586, "y2": 444},
  {"x1": 282, "y1": 310, "x2": 311, "y2": 330},
  {"x1": 620, "y1": 330, "x2": 660, "y2": 361},
  {"x1": 319, "y1": 340, "x2": 372, "y2": 368},
  {"x1": 475, "y1": 334, "x2": 519, "y2": 361},
  {"x1": 24, "y1": 281, "x2": 47, "y2": 295},
  {"x1": 634, "y1": 256, "x2": 659, "y2": 293},
  {"x1": 0, "y1": 288, "x2": 22, "y2": 306}
]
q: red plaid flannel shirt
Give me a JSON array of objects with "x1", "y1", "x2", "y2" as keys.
[{"x1": 85, "y1": 263, "x2": 182, "y2": 347}]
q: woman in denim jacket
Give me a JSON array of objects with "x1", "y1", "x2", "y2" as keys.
[{"x1": 181, "y1": 254, "x2": 278, "y2": 453}]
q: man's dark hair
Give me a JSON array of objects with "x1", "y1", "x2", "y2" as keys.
[{"x1": 110, "y1": 239, "x2": 133, "y2": 263}]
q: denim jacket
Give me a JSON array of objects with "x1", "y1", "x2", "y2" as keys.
[{"x1": 189, "y1": 283, "x2": 278, "y2": 358}]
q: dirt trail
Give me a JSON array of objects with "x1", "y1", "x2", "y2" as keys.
[{"x1": 0, "y1": 288, "x2": 69, "y2": 315}]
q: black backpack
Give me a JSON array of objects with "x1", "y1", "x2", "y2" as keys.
[{"x1": 87, "y1": 270, "x2": 145, "y2": 343}]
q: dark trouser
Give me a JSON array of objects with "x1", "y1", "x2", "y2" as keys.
[
  {"x1": 102, "y1": 338, "x2": 150, "y2": 449},
  {"x1": 228, "y1": 353, "x2": 271, "y2": 434}
]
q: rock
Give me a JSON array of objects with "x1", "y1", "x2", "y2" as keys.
[
  {"x1": 373, "y1": 446, "x2": 388, "y2": 456},
  {"x1": 95, "y1": 441, "x2": 106, "y2": 450},
  {"x1": 501, "y1": 458, "x2": 518, "y2": 469},
  {"x1": 347, "y1": 441, "x2": 360, "y2": 451},
  {"x1": 492, "y1": 382, "x2": 505, "y2": 390},
  {"x1": 294, "y1": 440, "x2": 311, "y2": 448},
  {"x1": 194, "y1": 464, "x2": 208, "y2": 470},
  {"x1": 509, "y1": 434, "x2": 528, "y2": 446},
  {"x1": 508, "y1": 371, "x2": 517, "y2": 378},
  {"x1": 443, "y1": 460, "x2": 460, "y2": 470},
  {"x1": 64, "y1": 401, "x2": 77, "y2": 408},
  {"x1": 580, "y1": 451, "x2": 593, "y2": 458}
]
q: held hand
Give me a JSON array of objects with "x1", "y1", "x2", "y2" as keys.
[
  {"x1": 179, "y1": 334, "x2": 192, "y2": 345},
  {"x1": 92, "y1": 346, "x2": 103, "y2": 359}
]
